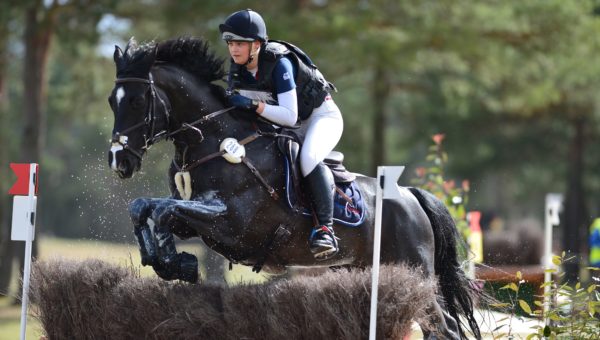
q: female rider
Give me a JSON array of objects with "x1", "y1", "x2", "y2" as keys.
[{"x1": 219, "y1": 9, "x2": 343, "y2": 260}]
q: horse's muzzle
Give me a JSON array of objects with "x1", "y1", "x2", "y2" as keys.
[{"x1": 108, "y1": 148, "x2": 140, "y2": 179}]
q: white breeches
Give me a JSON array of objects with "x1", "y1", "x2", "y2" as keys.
[{"x1": 300, "y1": 96, "x2": 344, "y2": 177}]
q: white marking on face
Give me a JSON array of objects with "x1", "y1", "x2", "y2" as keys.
[
  {"x1": 110, "y1": 136, "x2": 128, "y2": 170},
  {"x1": 110, "y1": 143, "x2": 123, "y2": 170},
  {"x1": 115, "y1": 86, "x2": 125, "y2": 108}
]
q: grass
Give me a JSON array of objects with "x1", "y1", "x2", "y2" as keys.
[
  {"x1": 0, "y1": 236, "x2": 270, "y2": 340},
  {"x1": 0, "y1": 298, "x2": 40, "y2": 340}
]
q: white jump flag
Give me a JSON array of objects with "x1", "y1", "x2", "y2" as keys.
[
  {"x1": 543, "y1": 193, "x2": 562, "y2": 327},
  {"x1": 8, "y1": 163, "x2": 39, "y2": 340},
  {"x1": 369, "y1": 166, "x2": 404, "y2": 340}
]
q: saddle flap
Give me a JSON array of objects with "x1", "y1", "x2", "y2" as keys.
[
  {"x1": 324, "y1": 152, "x2": 356, "y2": 183},
  {"x1": 324, "y1": 151, "x2": 344, "y2": 164}
]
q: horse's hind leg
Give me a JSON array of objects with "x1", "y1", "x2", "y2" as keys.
[{"x1": 421, "y1": 299, "x2": 461, "y2": 339}]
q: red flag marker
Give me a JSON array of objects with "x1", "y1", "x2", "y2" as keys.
[{"x1": 9, "y1": 163, "x2": 38, "y2": 195}]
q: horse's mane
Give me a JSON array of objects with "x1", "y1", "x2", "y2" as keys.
[{"x1": 122, "y1": 37, "x2": 226, "y2": 83}]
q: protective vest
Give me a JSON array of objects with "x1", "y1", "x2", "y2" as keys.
[
  {"x1": 230, "y1": 40, "x2": 336, "y2": 120},
  {"x1": 590, "y1": 218, "x2": 600, "y2": 267}
]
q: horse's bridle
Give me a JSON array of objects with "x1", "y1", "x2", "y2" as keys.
[
  {"x1": 112, "y1": 73, "x2": 169, "y2": 160},
  {"x1": 111, "y1": 73, "x2": 234, "y2": 160},
  {"x1": 112, "y1": 73, "x2": 283, "y2": 201}
]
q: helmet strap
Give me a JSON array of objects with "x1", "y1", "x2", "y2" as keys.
[{"x1": 245, "y1": 42, "x2": 260, "y2": 66}]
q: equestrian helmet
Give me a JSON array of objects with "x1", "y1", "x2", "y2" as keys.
[{"x1": 219, "y1": 9, "x2": 268, "y2": 42}]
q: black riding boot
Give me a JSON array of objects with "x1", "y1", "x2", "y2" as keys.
[{"x1": 305, "y1": 162, "x2": 339, "y2": 260}]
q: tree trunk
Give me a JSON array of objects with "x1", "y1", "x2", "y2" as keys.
[
  {"x1": 8, "y1": 2, "x2": 56, "y2": 301},
  {"x1": 22, "y1": 5, "x2": 53, "y2": 161},
  {"x1": 562, "y1": 116, "x2": 586, "y2": 283},
  {"x1": 371, "y1": 64, "x2": 391, "y2": 173},
  {"x1": 0, "y1": 17, "x2": 11, "y2": 296}
]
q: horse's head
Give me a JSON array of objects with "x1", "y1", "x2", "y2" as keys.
[{"x1": 108, "y1": 39, "x2": 169, "y2": 178}]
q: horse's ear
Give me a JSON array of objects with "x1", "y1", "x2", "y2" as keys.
[{"x1": 114, "y1": 45, "x2": 125, "y2": 70}]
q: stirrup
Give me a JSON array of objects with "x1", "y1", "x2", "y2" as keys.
[{"x1": 309, "y1": 225, "x2": 339, "y2": 260}]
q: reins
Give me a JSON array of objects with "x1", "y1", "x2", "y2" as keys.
[
  {"x1": 113, "y1": 73, "x2": 291, "y2": 201},
  {"x1": 166, "y1": 107, "x2": 235, "y2": 138},
  {"x1": 112, "y1": 73, "x2": 233, "y2": 156}
]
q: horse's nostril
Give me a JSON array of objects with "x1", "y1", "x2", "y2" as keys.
[{"x1": 121, "y1": 158, "x2": 130, "y2": 170}]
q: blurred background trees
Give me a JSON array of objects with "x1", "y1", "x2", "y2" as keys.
[{"x1": 2, "y1": 0, "x2": 600, "y2": 291}]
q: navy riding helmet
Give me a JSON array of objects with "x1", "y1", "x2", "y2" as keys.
[{"x1": 219, "y1": 9, "x2": 268, "y2": 42}]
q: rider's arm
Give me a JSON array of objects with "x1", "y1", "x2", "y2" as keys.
[{"x1": 257, "y1": 57, "x2": 298, "y2": 127}]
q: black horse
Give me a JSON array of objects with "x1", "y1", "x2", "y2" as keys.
[{"x1": 108, "y1": 37, "x2": 480, "y2": 339}]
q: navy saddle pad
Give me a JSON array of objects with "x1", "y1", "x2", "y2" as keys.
[{"x1": 283, "y1": 159, "x2": 366, "y2": 227}]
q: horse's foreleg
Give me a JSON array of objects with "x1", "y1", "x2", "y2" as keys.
[
  {"x1": 129, "y1": 197, "x2": 198, "y2": 283},
  {"x1": 150, "y1": 200, "x2": 199, "y2": 283},
  {"x1": 129, "y1": 197, "x2": 164, "y2": 266}
]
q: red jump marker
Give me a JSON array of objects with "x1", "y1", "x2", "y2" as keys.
[{"x1": 9, "y1": 163, "x2": 39, "y2": 195}]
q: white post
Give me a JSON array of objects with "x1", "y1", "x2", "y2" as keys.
[
  {"x1": 369, "y1": 166, "x2": 404, "y2": 340},
  {"x1": 543, "y1": 193, "x2": 562, "y2": 327},
  {"x1": 20, "y1": 163, "x2": 38, "y2": 340}
]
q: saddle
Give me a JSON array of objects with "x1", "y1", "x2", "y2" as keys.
[{"x1": 277, "y1": 137, "x2": 366, "y2": 227}]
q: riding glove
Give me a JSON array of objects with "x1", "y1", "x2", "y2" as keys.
[{"x1": 228, "y1": 94, "x2": 259, "y2": 112}]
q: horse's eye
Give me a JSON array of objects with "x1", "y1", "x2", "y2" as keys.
[{"x1": 130, "y1": 95, "x2": 145, "y2": 110}]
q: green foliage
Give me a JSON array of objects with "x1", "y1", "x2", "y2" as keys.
[
  {"x1": 411, "y1": 134, "x2": 471, "y2": 244},
  {"x1": 491, "y1": 253, "x2": 600, "y2": 339},
  {"x1": 487, "y1": 271, "x2": 536, "y2": 338}
]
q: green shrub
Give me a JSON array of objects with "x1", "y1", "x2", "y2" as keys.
[
  {"x1": 491, "y1": 253, "x2": 600, "y2": 339},
  {"x1": 412, "y1": 134, "x2": 471, "y2": 252},
  {"x1": 413, "y1": 135, "x2": 600, "y2": 338}
]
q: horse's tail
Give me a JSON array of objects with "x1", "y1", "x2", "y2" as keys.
[{"x1": 408, "y1": 187, "x2": 481, "y2": 339}]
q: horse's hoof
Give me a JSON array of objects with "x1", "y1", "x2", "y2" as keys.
[
  {"x1": 179, "y1": 252, "x2": 199, "y2": 283},
  {"x1": 141, "y1": 254, "x2": 158, "y2": 267},
  {"x1": 152, "y1": 252, "x2": 197, "y2": 282}
]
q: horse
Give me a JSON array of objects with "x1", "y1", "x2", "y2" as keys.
[{"x1": 107, "y1": 37, "x2": 480, "y2": 339}]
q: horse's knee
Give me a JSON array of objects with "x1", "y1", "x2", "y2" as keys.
[
  {"x1": 128, "y1": 197, "x2": 153, "y2": 225},
  {"x1": 152, "y1": 203, "x2": 176, "y2": 228}
]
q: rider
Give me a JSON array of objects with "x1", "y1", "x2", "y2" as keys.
[{"x1": 219, "y1": 9, "x2": 343, "y2": 260}]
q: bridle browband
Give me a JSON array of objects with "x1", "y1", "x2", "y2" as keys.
[{"x1": 111, "y1": 73, "x2": 234, "y2": 160}]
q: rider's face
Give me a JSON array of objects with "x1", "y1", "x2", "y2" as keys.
[
  {"x1": 227, "y1": 41, "x2": 259, "y2": 65},
  {"x1": 227, "y1": 40, "x2": 260, "y2": 67}
]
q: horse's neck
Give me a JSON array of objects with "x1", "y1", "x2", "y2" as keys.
[
  {"x1": 154, "y1": 66, "x2": 224, "y2": 122},
  {"x1": 153, "y1": 66, "x2": 247, "y2": 158}
]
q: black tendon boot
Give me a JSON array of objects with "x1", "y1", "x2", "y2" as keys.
[
  {"x1": 305, "y1": 162, "x2": 339, "y2": 260},
  {"x1": 153, "y1": 227, "x2": 199, "y2": 283}
]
